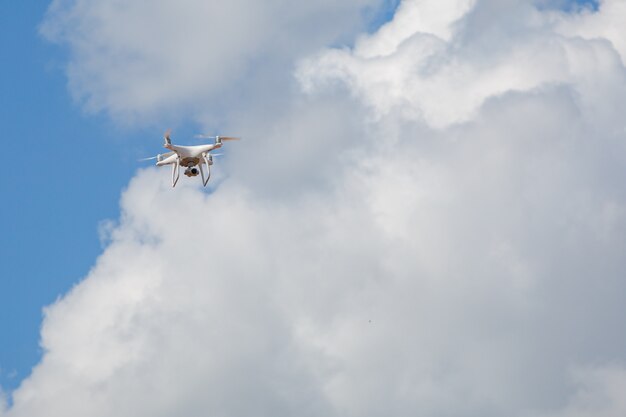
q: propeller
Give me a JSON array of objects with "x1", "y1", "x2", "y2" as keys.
[
  {"x1": 164, "y1": 129, "x2": 172, "y2": 145},
  {"x1": 138, "y1": 151, "x2": 175, "y2": 162},
  {"x1": 194, "y1": 134, "x2": 241, "y2": 141}
]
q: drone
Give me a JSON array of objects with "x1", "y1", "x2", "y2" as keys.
[{"x1": 141, "y1": 130, "x2": 240, "y2": 187}]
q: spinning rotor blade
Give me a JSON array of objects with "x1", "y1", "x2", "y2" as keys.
[
  {"x1": 164, "y1": 129, "x2": 172, "y2": 145},
  {"x1": 138, "y1": 151, "x2": 175, "y2": 162},
  {"x1": 194, "y1": 134, "x2": 241, "y2": 141}
]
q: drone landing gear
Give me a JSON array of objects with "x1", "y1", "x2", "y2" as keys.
[
  {"x1": 172, "y1": 158, "x2": 180, "y2": 187},
  {"x1": 200, "y1": 154, "x2": 211, "y2": 187}
]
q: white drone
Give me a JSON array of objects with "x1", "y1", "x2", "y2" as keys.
[{"x1": 141, "y1": 130, "x2": 240, "y2": 187}]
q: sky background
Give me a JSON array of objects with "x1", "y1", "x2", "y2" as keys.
[
  {"x1": 0, "y1": 2, "x2": 131, "y2": 391},
  {"x1": 3, "y1": 1, "x2": 626, "y2": 416},
  {"x1": 0, "y1": 0, "x2": 400, "y2": 394}
]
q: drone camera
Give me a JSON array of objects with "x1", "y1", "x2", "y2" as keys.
[{"x1": 184, "y1": 167, "x2": 200, "y2": 177}]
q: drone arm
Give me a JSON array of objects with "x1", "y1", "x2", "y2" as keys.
[{"x1": 171, "y1": 157, "x2": 180, "y2": 187}]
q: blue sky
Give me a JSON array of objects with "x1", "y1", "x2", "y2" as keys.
[
  {"x1": 0, "y1": 0, "x2": 614, "y2": 407},
  {"x1": 0, "y1": 2, "x2": 140, "y2": 391}
]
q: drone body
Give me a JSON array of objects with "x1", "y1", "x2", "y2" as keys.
[{"x1": 143, "y1": 130, "x2": 239, "y2": 187}]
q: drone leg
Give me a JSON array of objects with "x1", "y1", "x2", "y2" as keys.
[
  {"x1": 199, "y1": 163, "x2": 207, "y2": 186},
  {"x1": 202, "y1": 155, "x2": 211, "y2": 186},
  {"x1": 172, "y1": 158, "x2": 180, "y2": 187}
]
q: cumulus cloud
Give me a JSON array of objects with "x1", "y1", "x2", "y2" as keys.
[
  {"x1": 533, "y1": 366, "x2": 626, "y2": 417},
  {"x1": 555, "y1": 0, "x2": 626, "y2": 65},
  {"x1": 297, "y1": 0, "x2": 626, "y2": 128},
  {"x1": 40, "y1": 0, "x2": 380, "y2": 123},
  {"x1": 5, "y1": 0, "x2": 626, "y2": 416}
]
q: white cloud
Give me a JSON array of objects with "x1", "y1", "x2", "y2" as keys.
[
  {"x1": 352, "y1": 0, "x2": 478, "y2": 58},
  {"x1": 535, "y1": 366, "x2": 626, "y2": 417},
  {"x1": 6, "y1": 0, "x2": 626, "y2": 416},
  {"x1": 40, "y1": 0, "x2": 380, "y2": 124},
  {"x1": 297, "y1": 0, "x2": 626, "y2": 128},
  {"x1": 555, "y1": 0, "x2": 626, "y2": 65}
]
